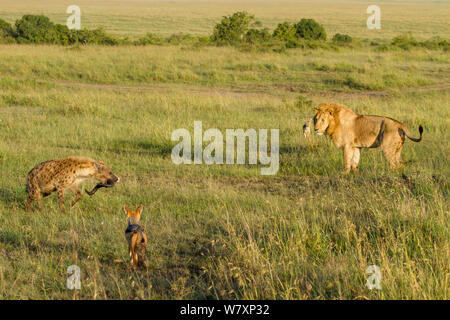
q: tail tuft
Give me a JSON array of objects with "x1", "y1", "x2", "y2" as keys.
[{"x1": 403, "y1": 124, "x2": 423, "y2": 142}]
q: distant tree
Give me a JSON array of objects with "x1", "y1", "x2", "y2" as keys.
[
  {"x1": 211, "y1": 11, "x2": 255, "y2": 45},
  {"x1": 294, "y1": 19, "x2": 327, "y2": 40}
]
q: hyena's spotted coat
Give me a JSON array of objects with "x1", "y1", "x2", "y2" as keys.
[{"x1": 26, "y1": 157, "x2": 119, "y2": 212}]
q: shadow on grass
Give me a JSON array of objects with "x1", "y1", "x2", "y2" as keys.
[
  {"x1": 56, "y1": 138, "x2": 173, "y2": 158},
  {"x1": 0, "y1": 188, "x2": 26, "y2": 209},
  {"x1": 0, "y1": 230, "x2": 22, "y2": 249},
  {"x1": 279, "y1": 144, "x2": 321, "y2": 156}
]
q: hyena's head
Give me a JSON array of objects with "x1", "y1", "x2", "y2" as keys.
[
  {"x1": 124, "y1": 205, "x2": 143, "y2": 225},
  {"x1": 93, "y1": 161, "x2": 120, "y2": 186}
]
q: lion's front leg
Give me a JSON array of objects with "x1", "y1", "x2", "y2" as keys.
[
  {"x1": 343, "y1": 145, "x2": 354, "y2": 174},
  {"x1": 351, "y1": 148, "x2": 361, "y2": 172}
]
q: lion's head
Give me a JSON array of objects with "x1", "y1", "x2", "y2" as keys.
[{"x1": 313, "y1": 104, "x2": 337, "y2": 135}]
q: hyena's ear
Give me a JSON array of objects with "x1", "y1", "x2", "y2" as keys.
[
  {"x1": 135, "y1": 205, "x2": 143, "y2": 217},
  {"x1": 123, "y1": 205, "x2": 132, "y2": 217},
  {"x1": 94, "y1": 162, "x2": 104, "y2": 171}
]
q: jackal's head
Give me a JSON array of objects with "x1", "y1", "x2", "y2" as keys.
[
  {"x1": 124, "y1": 205, "x2": 143, "y2": 225},
  {"x1": 93, "y1": 161, "x2": 120, "y2": 186}
]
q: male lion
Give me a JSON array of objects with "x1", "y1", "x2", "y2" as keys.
[{"x1": 313, "y1": 103, "x2": 423, "y2": 173}]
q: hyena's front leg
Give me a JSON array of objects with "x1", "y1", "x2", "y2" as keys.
[
  {"x1": 25, "y1": 195, "x2": 38, "y2": 211},
  {"x1": 25, "y1": 193, "x2": 34, "y2": 211},
  {"x1": 56, "y1": 187, "x2": 66, "y2": 212},
  {"x1": 36, "y1": 193, "x2": 43, "y2": 210},
  {"x1": 25, "y1": 181, "x2": 42, "y2": 211},
  {"x1": 70, "y1": 186, "x2": 82, "y2": 207}
]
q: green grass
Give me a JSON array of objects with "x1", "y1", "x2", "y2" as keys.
[{"x1": 0, "y1": 1, "x2": 449, "y2": 300}]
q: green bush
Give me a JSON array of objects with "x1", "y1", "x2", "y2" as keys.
[
  {"x1": 271, "y1": 20, "x2": 331, "y2": 50},
  {"x1": 73, "y1": 28, "x2": 118, "y2": 45},
  {"x1": 137, "y1": 33, "x2": 163, "y2": 45},
  {"x1": 53, "y1": 24, "x2": 72, "y2": 45},
  {"x1": 390, "y1": 34, "x2": 449, "y2": 51},
  {"x1": 0, "y1": 19, "x2": 13, "y2": 36},
  {"x1": 294, "y1": 19, "x2": 326, "y2": 41},
  {"x1": 211, "y1": 11, "x2": 254, "y2": 45},
  {"x1": 272, "y1": 19, "x2": 327, "y2": 47},
  {"x1": 245, "y1": 28, "x2": 271, "y2": 44},
  {"x1": 421, "y1": 36, "x2": 449, "y2": 51},
  {"x1": 332, "y1": 33, "x2": 352, "y2": 45},
  {"x1": 272, "y1": 22, "x2": 296, "y2": 42},
  {"x1": 15, "y1": 15, "x2": 56, "y2": 43},
  {"x1": 166, "y1": 33, "x2": 197, "y2": 45},
  {"x1": 391, "y1": 33, "x2": 418, "y2": 50},
  {"x1": 54, "y1": 24, "x2": 120, "y2": 46},
  {"x1": 0, "y1": 19, "x2": 12, "y2": 32},
  {"x1": 0, "y1": 18, "x2": 16, "y2": 43},
  {"x1": 12, "y1": 14, "x2": 120, "y2": 45}
]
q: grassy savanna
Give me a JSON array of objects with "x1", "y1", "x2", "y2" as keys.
[
  {"x1": 0, "y1": 1, "x2": 449, "y2": 300},
  {"x1": 0, "y1": 0, "x2": 449, "y2": 39},
  {"x1": 0, "y1": 44, "x2": 448, "y2": 299}
]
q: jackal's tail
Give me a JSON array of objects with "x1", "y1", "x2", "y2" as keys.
[
  {"x1": 400, "y1": 125, "x2": 423, "y2": 142},
  {"x1": 130, "y1": 232, "x2": 139, "y2": 266}
]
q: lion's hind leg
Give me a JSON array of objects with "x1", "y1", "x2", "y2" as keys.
[{"x1": 382, "y1": 140, "x2": 404, "y2": 170}]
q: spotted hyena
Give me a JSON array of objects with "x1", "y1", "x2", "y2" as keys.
[{"x1": 25, "y1": 157, "x2": 119, "y2": 212}]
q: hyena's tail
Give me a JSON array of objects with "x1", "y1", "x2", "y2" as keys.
[
  {"x1": 400, "y1": 125, "x2": 423, "y2": 142},
  {"x1": 26, "y1": 171, "x2": 34, "y2": 195}
]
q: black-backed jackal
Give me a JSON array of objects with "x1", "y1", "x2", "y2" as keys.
[
  {"x1": 124, "y1": 205, "x2": 148, "y2": 268},
  {"x1": 303, "y1": 119, "x2": 312, "y2": 142}
]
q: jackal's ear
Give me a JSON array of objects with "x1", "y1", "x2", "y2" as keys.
[
  {"x1": 123, "y1": 205, "x2": 132, "y2": 217},
  {"x1": 135, "y1": 205, "x2": 143, "y2": 217}
]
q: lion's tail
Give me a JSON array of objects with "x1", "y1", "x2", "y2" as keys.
[{"x1": 400, "y1": 125, "x2": 423, "y2": 142}]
